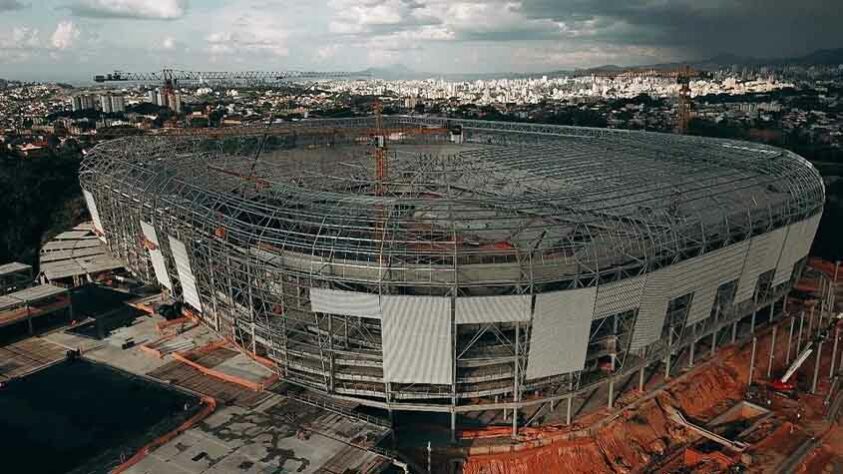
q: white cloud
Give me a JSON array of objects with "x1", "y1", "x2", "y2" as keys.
[
  {"x1": 0, "y1": 26, "x2": 40, "y2": 61},
  {"x1": 51, "y1": 21, "x2": 80, "y2": 50},
  {"x1": 204, "y1": 10, "x2": 289, "y2": 57},
  {"x1": 162, "y1": 36, "x2": 176, "y2": 50},
  {"x1": 328, "y1": 0, "x2": 422, "y2": 35},
  {"x1": 68, "y1": 0, "x2": 188, "y2": 20},
  {"x1": 316, "y1": 44, "x2": 340, "y2": 60}
]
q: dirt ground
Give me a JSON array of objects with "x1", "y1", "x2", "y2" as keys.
[{"x1": 459, "y1": 316, "x2": 842, "y2": 474}]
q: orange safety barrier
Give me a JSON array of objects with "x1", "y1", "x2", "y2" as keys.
[
  {"x1": 155, "y1": 317, "x2": 197, "y2": 335},
  {"x1": 110, "y1": 396, "x2": 217, "y2": 474},
  {"x1": 171, "y1": 340, "x2": 279, "y2": 392},
  {"x1": 172, "y1": 352, "x2": 265, "y2": 392},
  {"x1": 138, "y1": 334, "x2": 177, "y2": 359}
]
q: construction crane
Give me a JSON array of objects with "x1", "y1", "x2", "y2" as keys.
[{"x1": 584, "y1": 65, "x2": 705, "y2": 134}]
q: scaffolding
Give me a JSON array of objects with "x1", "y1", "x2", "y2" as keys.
[{"x1": 79, "y1": 116, "x2": 825, "y2": 432}]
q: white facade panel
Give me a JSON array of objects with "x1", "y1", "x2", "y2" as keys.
[
  {"x1": 381, "y1": 295, "x2": 452, "y2": 384},
  {"x1": 593, "y1": 276, "x2": 646, "y2": 320},
  {"x1": 773, "y1": 214, "x2": 821, "y2": 286},
  {"x1": 526, "y1": 287, "x2": 596, "y2": 380},
  {"x1": 630, "y1": 241, "x2": 751, "y2": 350},
  {"x1": 735, "y1": 227, "x2": 788, "y2": 303},
  {"x1": 455, "y1": 295, "x2": 532, "y2": 324},
  {"x1": 168, "y1": 236, "x2": 203, "y2": 312},
  {"x1": 83, "y1": 190, "x2": 105, "y2": 236},
  {"x1": 140, "y1": 221, "x2": 172, "y2": 290},
  {"x1": 685, "y1": 241, "x2": 749, "y2": 325},
  {"x1": 630, "y1": 264, "x2": 681, "y2": 352},
  {"x1": 310, "y1": 288, "x2": 381, "y2": 319}
]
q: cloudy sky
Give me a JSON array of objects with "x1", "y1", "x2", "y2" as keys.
[{"x1": 1, "y1": 0, "x2": 841, "y2": 81}]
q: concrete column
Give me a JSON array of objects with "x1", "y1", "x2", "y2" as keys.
[
  {"x1": 829, "y1": 327, "x2": 839, "y2": 379},
  {"x1": 710, "y1": 331, "x2": 717, "y2": 357},
  {"x1": 767, "y1": 325, "x2": 777, "y2": 378},
  {"x1": 450, "y1": 411, "x2": 457, "y2": 442},
  {"x1": 769, "y1": 304, "x2": 775, "y2": 323},
  {"x1": 748, "y1": 337, "x2": 757, "y2": 386},
  {"x1": 750, "y1": 310, "x2": 757, "y2": 334},
  {"x1": 608, "y1": 378, "x2": 614, "y2": 410},
  {"x1": 807, "y1": 307, "x2": 815, "y2": 339},
  {"x1": 689, "y1": 339, "x2": 695, "y2": 368},
  {"x1": 665, "y1": 352, "x2": 672, "y2": 381},
  {"x1": 797, "y1": 311, "x2": 805, "y2": 354},
  {"x1": 566, "y1": 394, "x2": 573, "y2": 426},
  {"x1": 638, "y1": 366, "x2": 645, "y2": 392},
  {"x1": 811, "y1": 341, "x2": 824, "y2": 394},
  {"x1": 731, "y1": 322, "x2": 738, "y2": 343},
  {"x1": 786, "y1": 317, "x2": 795, "y2": 364}
]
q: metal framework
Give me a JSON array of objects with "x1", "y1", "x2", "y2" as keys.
[{"x1": 79, "y1": 116, "x2": 824, "y2": 432}]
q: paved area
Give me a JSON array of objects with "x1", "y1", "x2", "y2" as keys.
[{"x1": 125, "y1": 394, "x2": 392, "y2": 474}]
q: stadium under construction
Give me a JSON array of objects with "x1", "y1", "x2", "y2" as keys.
[{"x1": 79, "y1": 116, "x2": 825, "y2": 435}]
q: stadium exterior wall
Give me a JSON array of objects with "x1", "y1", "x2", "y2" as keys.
[{"x1": 79, "y1": 117, "x2": 824, "y2": 429}]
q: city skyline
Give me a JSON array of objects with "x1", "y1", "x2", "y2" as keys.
[{"x1": 1, "y1": 0, "x2": 842, "y2": 81}]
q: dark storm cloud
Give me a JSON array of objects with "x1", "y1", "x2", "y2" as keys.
[
  {"x1": 0, "y1": 0, "x2": 26, "y2": 12},
  {"x1": 519, "y1": 0, "x2": 843, "y2": 57}
]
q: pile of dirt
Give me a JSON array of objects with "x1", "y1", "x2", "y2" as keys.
[{"x1": 462, "y1": 342, "x2": 756, "y2": 473}]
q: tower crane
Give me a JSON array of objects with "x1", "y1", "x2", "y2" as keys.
[{"x1": 585, "y1": 65, "x2": 706, "y2": 134}]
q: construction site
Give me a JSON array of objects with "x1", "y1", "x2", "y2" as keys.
[{"x1": 1, "y1": 109, "x2": 841, "y2": 472}]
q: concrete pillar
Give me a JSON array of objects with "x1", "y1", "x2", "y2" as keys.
[
  {"x1": 566, "y1": 394, "x2": 573, "y2": 426},
  {"x1": 797, "y1": 311, "x2": 805, "y2": 354},
  {"x1": 710, "y1": 331, "x2": 717, "y2": 357},
  {"x1": 608, "y1": 378, "x2": 615, "y2": 409},
  {"x1": 808, "y1": 306, "x2": 816, "y2": 337},
  {"x1": 750, "y1": 310, "x2": 757, "y2": 334},
  {"x1": 830, "y1": 327, "x2": 840, "y2": 379},
  {"x1": 450, "y1": 411, "x2": 456, "y2": 443},
  {"x1": 748, "y1": 337, "x2": 757, "y2": 386},
  {"x1": 689, "y1": 339, "x2": 695, "y2": 368},
  {"x1": 638, "y1": 366, "x2": 645, "y2": 392},
  {"x1": 731, "y1": 322, "x2": 738, "y2": 343},
  {"x1": 767, "y1": 325, "x2": 777, "y2": 378},
  {"x1": 769, "y1": 304, "x2": 775, "y2": 323},
  {"x1": 811, "y1": 341, "x2": 824, "y2": 394},
  {"x1": 665, "y1": 351, "x2": 672, "y2": 381},
  {"x1": 786, "y1": 317, "x2": 795, "y2": 364}
]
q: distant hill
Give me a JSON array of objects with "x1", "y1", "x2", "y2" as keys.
[
  {"x1": 355, "y1": 48, "x2": 843, "y2": 81},
  {"x1": 579, "y1": 47, "x2": 843, "y2": 74}
]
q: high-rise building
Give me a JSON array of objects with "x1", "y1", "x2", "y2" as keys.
[
  {"x1": 110, "y1": 94, "x2": 126, "y2": 113},
  {"x1": 71, "y1": 96, "x2": 82, "y2": 112},
  {"x1": 80, "y1": 94, "x2": 94, "y2": 110},
  {"x1": 147, "y1": 90, "x2": 157, "y2": 105},
  {"x1": 100, "y1": 95, "x2": 113, "y2": 114},
  {"x1": 172, "y1": 92, "x2": 182, "y2": 113},
  {"x1": 156, "y1": 89, "x2": 166, "y2": 108}
]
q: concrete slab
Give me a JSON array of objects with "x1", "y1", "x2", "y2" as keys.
[
  {"x1": 124, "y1": 394, "x2": 392, "y2": 474},
  {"x1": 211, "y1": 352, "x2": 274, "y2": 385}
]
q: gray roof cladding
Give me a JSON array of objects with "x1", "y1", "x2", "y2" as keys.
[{"x1": 81, "y1": 116, "x2": 824, "y2": 279}]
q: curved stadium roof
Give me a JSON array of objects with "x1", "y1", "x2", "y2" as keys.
[{"x1": 81, "y1": 116, "x2": 825, "y2": 286}]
